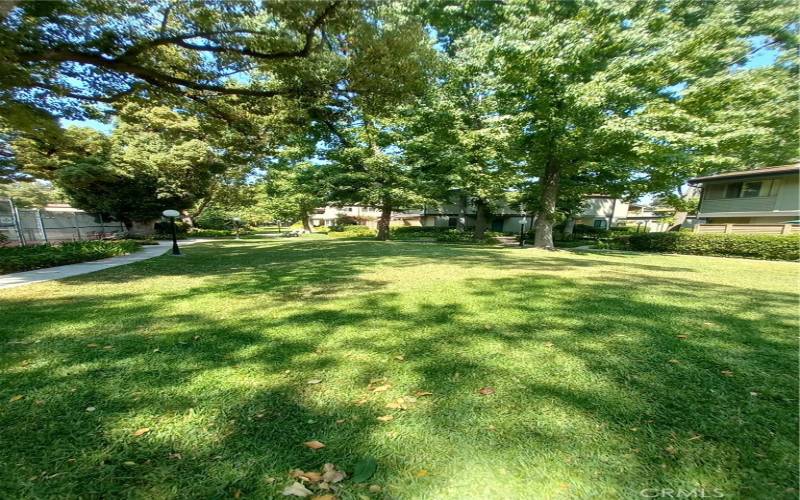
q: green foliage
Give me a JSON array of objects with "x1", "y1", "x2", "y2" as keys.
[
  {"x1": 0, "y1": 240, "x2": 140, "y2": 274},
  {"x1": 153, "y1": 221, "x2": 188, "y2": 235},
  {"x1": 390, "y1": 226, "x2": 447, "y2": 239},
  {"x1": 0, "y1": 181, "x2": 63, "y2": 207},
  {"x1": 195, "y1": 208, "x2": 236, "y2": 230},
  {"x1": 326, "y1": 225, "x2": 376, "y2": 238},
  {"x1": 435, "y1": 229, "x2": 497, "y2": 244},
  {"x1": 628, "y1": 232, "x2": 799, "y2": 261}
]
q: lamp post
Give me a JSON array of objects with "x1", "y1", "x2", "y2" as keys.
[
  {"x1": 519, "y1": 215, "x2": 528, "y2": 247},
  {"x1": 162, "y1": 209, "x2": 181, "y2": 255},
  {"x1": 232, "y1": 217, "x2": 241, "y2": 239}
]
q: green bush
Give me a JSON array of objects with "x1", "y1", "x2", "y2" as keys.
[
  {"x1": 0, "y1": 240, "x2": 142, "y2": 274},
  {"x1": 390, "y1": 226, "x2": 450, "y2": 239},
  {"x1": 435, "y1": 229, "x2": 497, "y2": 244},
  {"x1": 328, "y1": 225, "x2": 376, "y2": 238},
  {"x1": 628, "y1": 232, "x2": 800, "y2": 261},
  {"x1": 154, "y1": 220, "x2": 188, "y2": 234}
]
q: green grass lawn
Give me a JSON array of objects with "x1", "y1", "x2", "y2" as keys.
[{"x1": 0, "y1": 239, "x2": 797, "y2": 499}]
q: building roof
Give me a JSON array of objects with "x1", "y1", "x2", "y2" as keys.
[{"x1": 688, "y1": 163, "x2": 800, "y2": 184}]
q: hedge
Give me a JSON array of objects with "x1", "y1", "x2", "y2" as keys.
[
  {"x1": 327, "y1": 225, "x2": 376, "y2": 238},
  {"x1": 627, "y1": 232, "x2": 799, "y2": 261},
  {"x1": 0, "y1": 240, "x2": 142, "y2": 274}
]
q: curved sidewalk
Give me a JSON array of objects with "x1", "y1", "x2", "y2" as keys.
[{"x1": 0, "y1": 240, "x2": 209, "y2": 290}]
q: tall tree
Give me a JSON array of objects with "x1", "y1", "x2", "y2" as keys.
[{"x1": 446, "y1": 0, "x2": 797, "y2": 248}]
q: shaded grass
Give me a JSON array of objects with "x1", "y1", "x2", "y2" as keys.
[{"x1": 0, "y1": 239, "x2": 797, "y2": 499}]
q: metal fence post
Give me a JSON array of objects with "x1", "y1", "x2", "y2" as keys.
[
  {"x1": 36, "y1": 208, "x2": 48, "y2": 244},
  {"x1": 9, "y1": 198, "x2": 26, "y2": 246},
  {"x1": 72, "y1": 212, "x2": 82, "y2": 240}
]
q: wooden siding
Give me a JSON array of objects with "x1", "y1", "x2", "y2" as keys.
[
  {"x1": 694, "y1": 224, "x2": 800, "y2": 235},
  {"x1": 699, "y1": 196, "x2": 777, "y2": 214}
]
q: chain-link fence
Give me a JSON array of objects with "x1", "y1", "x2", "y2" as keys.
[{"x1": 0, "y1": 198, "x2": 125, "y2": 246}]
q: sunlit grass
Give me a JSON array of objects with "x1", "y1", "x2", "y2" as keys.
[{"x1": 0, "y1": 239, "x2": 797, "y2": 499}]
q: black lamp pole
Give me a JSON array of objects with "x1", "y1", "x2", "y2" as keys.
[
  {"x1": 519, "y1": 221, "x2": 525, "y2": 247},
  {"x1": 170, "y1": 216, "x2": 181, "y2": 255}
]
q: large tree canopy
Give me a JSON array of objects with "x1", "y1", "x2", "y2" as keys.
[{"x1": 2, "y1": 0, "x2": 796, "y2": 244}]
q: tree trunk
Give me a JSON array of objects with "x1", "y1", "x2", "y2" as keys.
[
  {"x1": 474, "y1": 198, "x2": 490, "y2": 240},
  {"x1": 533, "y1": 159, "x2": 560, "y2": 249},
  {"x1": 180, "y1": 209, "x2": 194, "y2": 228},
  {"x1": 668, "y1": 211, "x2": 688, "y2": 231},
  {"x1": 302, "y1": 211, "x2": 313, "y2": 232},
  {"x1": 563, "y1": 218, "x2": 575, "y2": 239},
  {"x1": 377, "y1": 201, "x2": 392, "y2": 241}
]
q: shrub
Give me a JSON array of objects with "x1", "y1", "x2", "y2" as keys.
[
  {"x1": 154, "y1": 220, "x2": 188, "y2": 234},
  {"x1": 573, "y1": 224, "x2": 610, "y2": 238},
  {"x1": 628, "y1": 232, "x2": 800, "y2": 261},
  {"x1": 0, "y1": 240, "x2": 142, "y2": 274},
  {"x1": 390, "y1": 226, "x2": 450, "y2": 239},
  {"x1": 435, "y1": 229, "x2": 497, "y2": 244},
  {"x1": 328, "y1": 225, "x2": 376, "y2": 238},
  {"x1": 0, "y1": 233, "x2": 8, "y2": 246}
]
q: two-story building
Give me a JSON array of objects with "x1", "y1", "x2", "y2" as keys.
[{"x1": 688, "y1": 164, "x2": 800, "y2": 224}]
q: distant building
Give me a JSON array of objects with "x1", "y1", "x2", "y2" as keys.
[
  {"x1": 688, "y1": 164, "x2": 800, "y2": 224},
  {"x1": 573, "y1": 195, "x2": 629, "y2": 229},
  {"x1": 419, "y1": 196, "x2": 527, "y2": 233}
]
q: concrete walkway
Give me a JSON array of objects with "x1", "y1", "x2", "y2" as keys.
[{"x1": 0, "y1": 239, "x2": 210, "y2": 290}]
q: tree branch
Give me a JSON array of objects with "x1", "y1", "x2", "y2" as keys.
[{"x1": 121, "y1": 1, "x2": 339, "y2": 61}]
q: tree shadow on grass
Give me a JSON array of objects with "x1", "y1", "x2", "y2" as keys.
[{"x1": 0, "y1": 239, "x2": 796, "y2": 498}]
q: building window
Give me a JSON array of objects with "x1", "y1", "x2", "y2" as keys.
[
  {"x1": 722, "y1": 180, "x2": 773, "y2": 199},
  {"x1": 724, "y1": 182, "x2": 742, "y2": 198},
  {"x1": 594, "y1": 219, "x2": 607, "y2": 229}
]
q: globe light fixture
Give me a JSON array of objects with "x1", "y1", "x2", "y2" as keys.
[{"x1": 162, "y1": 209, "x2": 181, "y2": 255}]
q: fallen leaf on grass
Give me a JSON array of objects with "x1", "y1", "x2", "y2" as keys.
[
  {"x1": 370, "y1": 384, "x2": 391, "y2": 393},
  {"x1": 85, "y1": 406, "x2": 96, "y2": 412},
  {"x1": 123, "y1": 461, "x2": 137, "y2": 466},
  {"x1": 394, "y1": 355, "x2": 405, "y2": 361},
  {"x1": 132, "y1": 427, "x2": 151, "y2": 437},
  {"x1": 667, "y1": 359, "x2": 680, "y2": 364},
  {"x1": 376, "y1": 415, "x2": 394, "y2": 422},
  {"x1": 302, "y1": 471, "x2": 323, "y2": 482},
  {"x1": 322, "y1": 463, "x2": 346, "y2": 483},
  {"x1": 676, "y1": 335, "x2": 688, "y2": 339},
  {"x1": 354, "y1": 398, "x2": 369, "y2": 405},
  {"x1": 385, "y1": 399, "x2": 407, "y2": 410},
  {"x1": 750, "y1": 391, "x2": 759, "y2": 396},
  {"x1": 478, "y1": 387, "x2": 495, "y2": 395},
  {"x1": 304, "y1": 440, "x2": 325, "y2": 450},
  {"x1": 369, "y1": 485, "x2": 381, "y2": 493},
  {"x1": 307, "y1": 379, "x2": 322, "y2": 385},
  {"x1": 688, "y1": 434, "x2": 703, "y2": 441},
  {"x1": 543, "y1": 342, "x2": 554, "y2": 348},
  {"x1": 86, "y1": 343, "x2": 98, "y2": 348},
  {"x1": 416, "y1": 469, "x2": 429, "y2": 477},
  {"x1": 311, "y1": 495, "x2": 336, "y2": 500},
  {"x1": 9, "y1": 395, "x2": 24, "y2": 402},
  {"x1": 352, "y1": 457, "x2": 378, "y2": 483},
  {"x1": 721, "y1": 370, "x2": 734, "y2": 377},
  {"x1": 283, "y1": 481, "x2": 313, "y2": 497},
  {"x1": 335, "y1": 419, "x2": 346, "y2": 424},
  {"x1": 414, "y1": 391, "x2": 433, "y2": 397}
]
